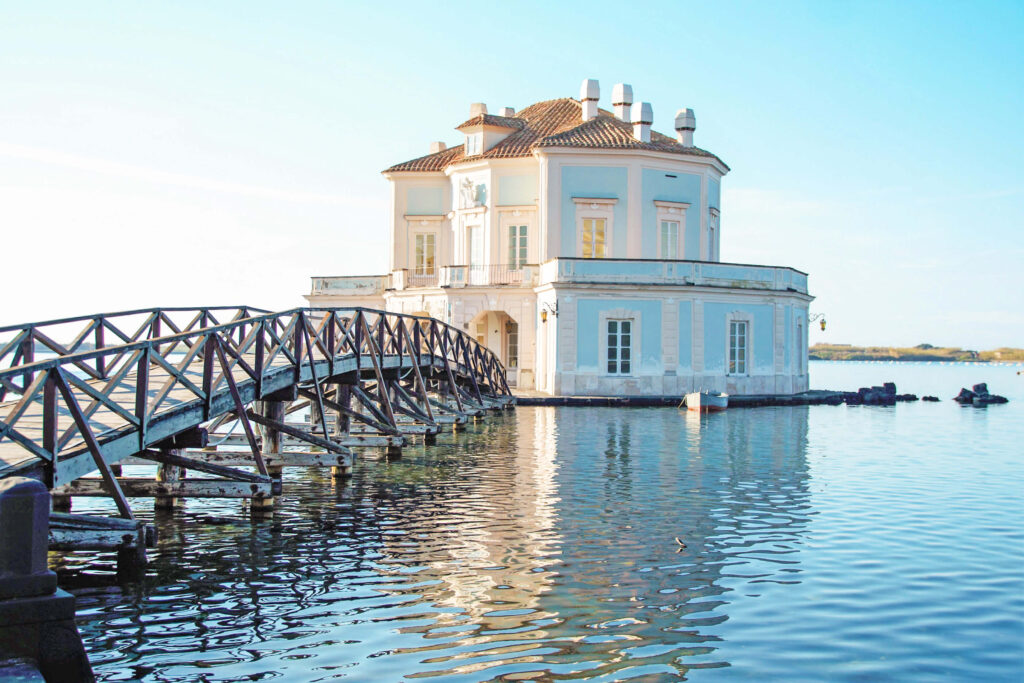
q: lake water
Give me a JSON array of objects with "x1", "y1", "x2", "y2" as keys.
[{"x1": 62, "y1": 362, "x2": 1024, "y2": 681}]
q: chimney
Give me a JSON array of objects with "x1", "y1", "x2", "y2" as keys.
[
  {"x1": 429, "y1": 141, "x2": 447, "y2": 154},
  {"x1": 470, "y1": 102, "x2": 487, "y2": 117},
  {"x1": 580, "y1": 78, "x2": 599, "y2": 121},
  {"x1": 611, "y1": 83, "x2": 633, "y2": 121},
  {"x1": 499, "y1": 107, "x2": 515, "y2": 117},
  {"x1": 675, "y1": 108, "x2": 696, "y2": 146},
  {"x1": 631, "y1": 102, "x2": 653, "y2": 143}
]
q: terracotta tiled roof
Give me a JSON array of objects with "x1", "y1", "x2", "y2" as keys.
[
  {"x1": 455, "y1": 113, "x2": 525, "y2": 131},
  {"x1": 383, "y1": 98, "x2": 728, "y2": 173},
  {"x1": 383, "y1": 143, "x2": 466, "y2": 173}
]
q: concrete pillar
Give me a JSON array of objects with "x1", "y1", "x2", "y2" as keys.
[
  {"x1": 0, "y1": 477, "x2": 94, "y2": 682},
  {"x1": 0, "y1": 479, "x2": 56, "y2": 600}
]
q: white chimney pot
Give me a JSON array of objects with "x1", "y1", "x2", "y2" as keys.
[
  {"x1": 675, "y1": 108, "x2": 696, "y2": 146},
  {"x1": 499, "y1": 107, "x2": 515, "y2": 117},
  {"x1": 470, "y1": 102, "x2": 488, "y2": 117},
  {"x1": 631, "y1": 102, "x2": 653, "y2": 143},
  {"x1": 580, "y1": 78, "x2": 600, "y2": 121},
  {"x1": 611, "y1": 83, "x2": 633, "y2": 121},
  {"x1": 429, "y1": 141, "x2": 447, "y2": 154}
]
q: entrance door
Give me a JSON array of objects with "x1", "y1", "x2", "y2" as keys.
[
  {"x1": 469, "y1": 224, "x2": 485, "y2": 285},
  {"x1": 505, "y1": 320, "x2": 519, "y2": 387}
]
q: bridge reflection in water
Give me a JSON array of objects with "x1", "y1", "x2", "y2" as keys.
[{"x1": 70, "y1": 405, "x2": 811, "y2": 681}]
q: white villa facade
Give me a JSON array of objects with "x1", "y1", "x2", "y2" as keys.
[{"x1": 307, "y1": 79, "x2": 813, "y2": 396}]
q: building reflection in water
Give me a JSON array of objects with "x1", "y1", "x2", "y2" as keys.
[{"x1": 378, "y1": 406, "x2": 812, "y2": 680}]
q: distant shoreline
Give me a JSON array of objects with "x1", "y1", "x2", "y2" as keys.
[
  {"x1": 810, "y1": 358, "x2": 1023, "y2": 364},
  {"x1": 810, "y1": 344, "x2": 1024, "y2": 363}
]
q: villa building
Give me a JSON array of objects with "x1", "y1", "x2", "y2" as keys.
[{"x1": 306, "y1": 79, "x2": 813, "y2": 395}]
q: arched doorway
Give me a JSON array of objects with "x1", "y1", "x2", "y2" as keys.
[{"x1": 467, "y1": 310, "x2": 519, "y2": 387}]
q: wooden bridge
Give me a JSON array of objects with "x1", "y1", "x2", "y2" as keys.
[{"x1": 0, "y1": 306, "x2": 514, "y2": 570}]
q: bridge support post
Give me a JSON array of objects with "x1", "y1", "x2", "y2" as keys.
[
  {"x1": 253, "y1": 401, "x2": 285, "y2": 515},
  {"x1": 0, "y1": 477, "x2": 94, "y2": 682},
  {"x1": 310, "y1": 399, "x2": 323, "y2": 434},
  {"x1": 331, "y1": 384, "x2": 352, "y2": 481},
  {"x1": 154, "y1": 448, "x2": 184, "y2": 511}
]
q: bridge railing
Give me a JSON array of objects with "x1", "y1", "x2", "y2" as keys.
[
  {"x1": 0, "y1": 307, "x2": 270, "y2": 402},
  {"x1": 0, "y1": 307, "x2": 510, "y2": 486}
]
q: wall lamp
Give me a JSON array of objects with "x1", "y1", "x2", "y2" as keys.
[
  {"x1": 809, "y1": 313, "x2": 827, "y2": 331},
  {"x1": 540, "y1": 302, "x2": 558, "y2": 323}
]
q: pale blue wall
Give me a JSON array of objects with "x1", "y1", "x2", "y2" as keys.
[
  {"x1": 407, "y1": 187, "x2": 444, "y2": 215},
  {"x1": 576, "y1": 298, "x2": 662, "y2": 372},
  {"x1": 708, "y1": 177, "x2": 720, "y2": 211},
  {"x1": 497, "y1": 174, "x2": 536, "y2": 205},
  {"x1": 784, "y1": 305, "x2": 792, "y2": 370},
  {"x1": 641, "y1": 169, "x2": 702, "y2": 258},
  {"x1": 561, "y1": 166, "x2": 628, "y2": 257},
  {"x1": 678, "y1": 301, "x2": 693, "y2": 370},
  {"x1": 703, "y1": 302, "x2": 774, "y2": 373}
]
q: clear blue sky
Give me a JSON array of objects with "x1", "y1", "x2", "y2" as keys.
[{"x1": 1, "y1": 1, "x2": 1021, "y2": 348}]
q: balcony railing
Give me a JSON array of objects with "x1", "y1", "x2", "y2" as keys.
[
  {"x1": 310, "y1": 275, "x2": 389, "y2": 296},
  {"x1": 538, "y1": 258, "x2": 809, "y2": 294},
  {"x1": 308, "y1": 259, "x2": 802, "y2": 297},
  {"x1": 440, "y1": 264, "x2": 538, "y2": 288},
  {"x1": 391, "y1": 270, "x2": 438, "y2": 289}
]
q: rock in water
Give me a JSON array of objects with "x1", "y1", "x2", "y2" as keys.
[
  {"x1": 922, "y1": 396, "x2": 940, "y2": 402},
  {"x1": 883, "y1": 382, "x2": 897, "y2": 396},
  {"x1": 972, "y1": 383, "x2": 989, "y2": 396},
  {"x1": 954, "y1": 388, "x2": 976, "y2": 404}
]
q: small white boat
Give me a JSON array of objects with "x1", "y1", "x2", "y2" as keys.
[{"x1": 684, "y1": 391, "x2": 729, "y2": 413}]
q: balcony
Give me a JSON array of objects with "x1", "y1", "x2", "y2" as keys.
[
  {"x1": 387, "y1": 265, "x2": 539, "y2": 290},
  {"x1": 440, "y1": 264, "x2": 538, "y2": 288},
  {"x1": 310, "y1": 259, "x2": 805, "y2": 298},
  {"x1": 539, "y1": 258, "x2": 808, "y2": 294},
  {"x1": 310, "y1": 274, "x2": 389, "y2": 296}
]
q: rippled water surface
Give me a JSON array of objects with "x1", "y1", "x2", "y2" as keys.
[{"x1": 62, "y1": 362, "x2": 1024, "y2": 681}]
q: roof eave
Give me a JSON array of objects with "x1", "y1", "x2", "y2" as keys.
[{"x1": 535, "y1": 146, "x2": 730, "y2": 175}]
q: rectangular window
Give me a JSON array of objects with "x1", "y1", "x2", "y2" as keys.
[
  {"x1": 582, "y1": 218, "x2": 606, "y2": 258},
  {"x1": 507, "y1": 225, "x2": 528, "y2": 268},
  {"x1": 729, "y1": 321, "x2": 748, "y2": 375},
  {"x1": 606, "y1": 319, "x2": 632, "y2": 375},
  {"x1": 414, "y1": 234, "x2": 435, "y2": 275},
  {"x1": 660, "y1": 220, "x2": 679, "y2": 259},
  {"x1": 506, "y1": 322, "x2": 519, "y2": 368}
]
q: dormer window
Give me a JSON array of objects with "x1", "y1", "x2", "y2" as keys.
[{"x1": 455, "y1": 105, "x2": 521, "y2": 158}]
